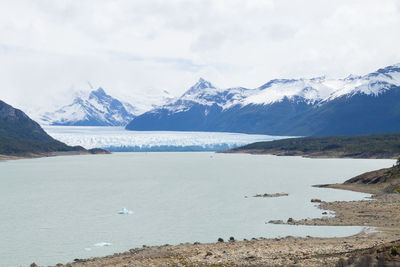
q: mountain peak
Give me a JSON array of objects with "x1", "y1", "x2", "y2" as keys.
[
  {"x1": 183, "y1": 78, "x2": 216, "y2": 96},
  {"x1": 196, "y1": 78, "x2": 214, "y2": 87},
  {"x1": 95, "y1": 87, "x2": 106, "y2": 94},
  {"x1": 89, "y1": 87, "x2": 109, "y2": 100}
]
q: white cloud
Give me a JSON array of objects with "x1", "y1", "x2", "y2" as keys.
[{"x1": 0, "y1": 0, "x2": 399, "y2": 112}]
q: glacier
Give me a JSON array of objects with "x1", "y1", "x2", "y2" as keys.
[{"x1": 44, "y1": 126, "x2": 288, "y2": 152}]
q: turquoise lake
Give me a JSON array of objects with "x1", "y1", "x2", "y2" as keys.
[{"x1": 0, "y1": 152, "x2": 395, "y2": 266}]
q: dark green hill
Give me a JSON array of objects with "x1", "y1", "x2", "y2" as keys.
[
  {"x1": 226, "y1": 132, "x2": 400, "y2": 158},
  {"x1": 315, "y1": 158, "x2": 400, "y2": 195},
  {"x1": 0, "y1": 100, "x2": 100, "y2": 156}
]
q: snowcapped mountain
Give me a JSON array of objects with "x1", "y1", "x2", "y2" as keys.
[
  {"x1": 126, "y1": 63, "x2": 400, "y2": 136},
  {"x1": 41, "y1": 88, "x2": 136, "y2": 126},
  {"x1": 158, "y1": 78, "x2": 250, "y2": 113}
]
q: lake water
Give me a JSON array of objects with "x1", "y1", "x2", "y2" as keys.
[{"x1": 0, "y1": 152, "x2": 395, "y2": 266}]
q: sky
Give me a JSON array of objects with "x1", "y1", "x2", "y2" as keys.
[{"x1": 1, "y1": 0, "x2": 400, "y2": 111}]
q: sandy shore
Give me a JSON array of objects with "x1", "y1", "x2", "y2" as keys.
[
  {"x1": 50, "y1": 190, "x2": 400, "y2": 266},
  {"x1": 0, "y1": 154, "x2": 26, "y2": 161}
]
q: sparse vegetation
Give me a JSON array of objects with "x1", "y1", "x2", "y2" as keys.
[
  {"x1": 391, "y1": 246, "x2": 398, "y2": 256},
  {"x1": 393, "y1": 187, "x2": 400, "y2": 193},
  {"x1": 228, "y1": 132, "x2": 400, "y2": 158}
]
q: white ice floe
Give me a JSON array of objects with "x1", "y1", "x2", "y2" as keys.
[
  {"x1": 118, "y1": 207, "x2": 132, "y2": 215},
  {"x1": 94, "y1": 242, "x2": 112, "y2": 247},
  {"x1": 44, "y1": 126, "x2": 289, "y2": 152}
]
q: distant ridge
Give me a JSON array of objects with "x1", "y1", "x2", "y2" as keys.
[
  {"x1": 126, "y1": 63, "x2": 400, "y2": 136},
  {"x1": 224, "y1": 132, "x2": 400, "y2": 159}
]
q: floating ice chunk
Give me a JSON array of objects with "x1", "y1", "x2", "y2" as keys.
[
  {"x1": 118, "y1": 207, "x2": 132, "y2": 214},
  {"x1": 94, "y1": 242, "x2": 112, "y2": 247}
]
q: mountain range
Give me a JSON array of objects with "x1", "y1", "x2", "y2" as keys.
[{"x1": 126, "y1": 64, "x2": 400, "y2": 136}]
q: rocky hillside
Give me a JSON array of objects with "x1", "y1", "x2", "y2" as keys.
[
  {"x1": 314, "y1": 157, "x2": 400, "y2": 195},
  {"x1": 343, "y1": 159, "x2": 400, "y2": 194},
  {"x1": 0, "y1": 100, "x2": 104, "y2": 156}
]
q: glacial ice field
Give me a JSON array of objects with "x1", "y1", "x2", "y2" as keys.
[{"x1": 44, "y1": 126, "x2": 289, "y2": 152}]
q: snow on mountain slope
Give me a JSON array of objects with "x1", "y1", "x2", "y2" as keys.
[
  {"x1": 152, "y1": 63, "x2": 400, "y2": 114},
  {"x1": 242, "y1": 77, "x2": 333, "y2": 106},
  {"x1": 243, "y1": 64, "x2": 400, "y2": 106},
  {"x1": 158, "y1": 78, "x2": 251, "y2": 113},
  {"x1": 325, "y1": 63, "x2": 400, "y2": 101},
  {"x1": 40, "y1": 88, "x2": 136, "y2": 126}
]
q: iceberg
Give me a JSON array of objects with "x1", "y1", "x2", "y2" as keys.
[
  {"x1": 118, "y1": 207, "x2": 132, "y2": 215},
  {"x1": 43, "y1": 126, "x2": 291, "y2": 152}
]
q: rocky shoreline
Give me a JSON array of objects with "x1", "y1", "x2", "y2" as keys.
[
  {"x1": 0, "y1": 149, "x2": 110, "y2": 162},
  {"x1": 52, "y1": 231, "x2": 400, "y2": 267}
]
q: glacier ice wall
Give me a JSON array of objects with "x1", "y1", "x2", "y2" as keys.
[{"x1": 44, "y1": 126, "x2": 289, "y2": 152}]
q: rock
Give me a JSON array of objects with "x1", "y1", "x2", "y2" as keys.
[
  {"x1": 229, "y1": 236, "x2": 235, "y2": 242},
  {"x1": 218, "y1": 237, "x2": 224, "y2": 242},
  {"x1": 30, "y1": 263, "x2": 38, "y2": 267},
  {"x1": 253, "y1": 192, "x2": 289, "y2": 198},
  {"x1": 287, "y1": 217, "x2": 294, "y2": 223},
  {"x1": 205, "y1": 251, "x2": 213, "y2": 257},
  {"x1": 311, "y1": 198, "x2": 322, "y2": 202},
  {"x1": 322, "y1": 211, "x2": 328, "y2": 215},
  {"x1": 268, "y1": 220, "x2": 284, "y2": 224}
]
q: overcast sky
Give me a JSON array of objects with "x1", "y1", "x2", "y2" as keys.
[{"x1": 1, "y1": 0, "x2": 400, "y2": 110}]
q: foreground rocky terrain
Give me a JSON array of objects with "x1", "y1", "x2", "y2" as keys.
[{"x1": 50, "y1": 229, "x2": 400, "y2": 267}]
